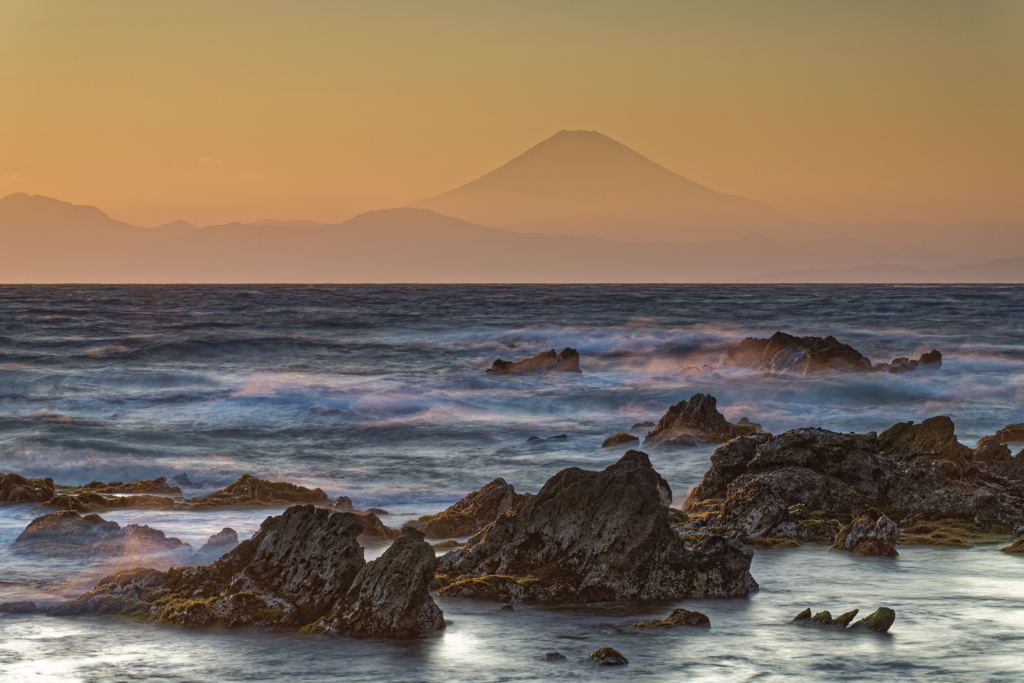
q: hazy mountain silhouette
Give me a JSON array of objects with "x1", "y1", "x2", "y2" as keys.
[
  {"x1": 748, "y1": 258, "x2": 1024, "y2": 284},
  {"x1": 412, "y1": 130, "x2": 791, "y2": 241}
]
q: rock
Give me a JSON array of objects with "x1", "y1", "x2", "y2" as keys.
[
  {"x1": 527, "y1": 436, "x2": 542, "y2": 442},
  {"x1": 790, "y1": 608, "x2": 812, "y2": 623},
  {"x1": 644, "y1": 394, "x2": 758, "y2": 448},
  {"x1": 633, "y1": 607, "x2": 710, "y2": 628},
  {"x1": 433, "y1": 539, "x2": 464, "y2": 549},
  {"x1": 171, "y1": 473, "x2": 192, "y2": 486},
  {"x1": 45, "y1": 492, "x2": 178, "y2": 513},
  {"x1": 726, "y1": 332, "x2": 874, "y2": 374},
  {"x1": 632, "y1": 421, "x2": 656, "y2": 430},
  {"x1": 0, "y1": 601, "x2": 37, "y2": 614},
  {"x1": 849, "y1": 607, "x2": 896, "y2": 633},
  {"x1": 302, "y1": 526, "x2": 445, "y2": 638},
  {"x1": 190, "y1": 474, "x2": 328, "y2": 506},
  {"x1": 354, "y1": 511, "x2": 401, "y2": 540},
  {"x1": 406, "y1": 478, "x2": 528, "y2": 539},
  {"x1": 918, "y1": 349, "x2": 943, "y2": 368},
  {"x1": 736, "y1": 417, "x2": 764, "y2": 433},
  {"x1": 602, "y1": 432, "x2": 640, "y2": 448},
  {"x1": 330, "y1": 496, "x2": 355, "y2": 511},
  {"x1": 500, "y1": 602, "x2": 514, "y2": 611},
  {"x1": 486, "y1": 348, "x2": 581, "y2": 374},
  {"x1": 13, "y1": 510, "x2": 190, "y2": 560},
  {"x1": 435, "y1": 450, "x2": 757, "y2": 604},
  {"x1": 57, "y1": 476, "x2": 182, "y2": 496},
  {"x1": 50, "y1": 506, "x2": 368, "y2": 629},
  {"x1": 0, "y1": 473, "x2": 56, "y2": 503},
  {"x1": 192, "y1": 528, "x2": 239, "y2": 565},
  {"x1": 547, "y1": 434, "x2": 568, "y2": 440},
  {"x1": 544, "y1": 652, "x2": 567, "y2": 662},
  {"x1": 587, "y1": 647, "x2": 628, "y2": 666},
  {"x1": 1001, "y1": 539, "x2": 1024, "y2": 554},
  {"x1": 365, "y1": 507, "x2": 389, "y2": 514},
  {"x1": 833, "y1": 509, "x2": 900, "y2": 557}
]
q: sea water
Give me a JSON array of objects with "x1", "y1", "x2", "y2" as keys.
[{"x1": 0, "y1": 284, "x2": 1022, "y2": 681}]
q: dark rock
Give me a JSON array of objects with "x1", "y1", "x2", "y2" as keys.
[
  {"x1": 57, "y1": 476, "x2": 182, "y2": 496},
  {"x1": 527, "y1": 436, "x2": 542, "y2": 442},
  {"x1": 192, "y1": 528, "x2": 239, "y2": 565},
  {"x1": 544, "y1": 652, "x2": 567, "y2": 662},
  {"x1": 0, "y1": 601, "x2": 37, "y2": 614},
  {"x1": 190, "y1": 474, "x2": 328, "y2": 506},
  {"x1": 790, "y1": 608, "x2": 812, "y2": 623},
  {"x1": 45, "y1": 492, "x2": 178, "y2": 513},
  {"x1": 602, "y1": 432, "x2": 640, "y2": 448},
  {"x1": 353, "y1": 511, "x2": 400, "y2": 540},
  {"x1": 171, "y1": 473, "x2": 192, "y2": 486},
  {"x1": 547, "y1": 434, "x2": 568, "y2": 440},
  {"x1": 726, "y1": 332, "x2": 874, "y2": 374},
  {"x1": 833, "y1": 508, "x2": 899, "y2": 557},
  {"x1": 365, "y1": 507, "x2": 389, "y2": 515},
  {"x1": 302, "y1": 526, "x2": 445, "y2": 638},
  {"x1": 500, "y1": 602, "x2": 514, "y2": 611},
  {"x1": 1001, "y1": 539, "x2": 1024, "y2": 554},
  {"x1": 632, "y1": 421, "x2": 656, "y2": 429},
  {"x1": 433, "y1": 539, "x2": 464, "y2": 549},
  {"x1": 633, "y1": 607, "x2": 710, "y2": 628},
  {"x1": 331, "y1": 496, "x2": 354, "y2": 511},
  {"x1": 644, "y1": 394, "x2": 757, "y2": 448},
  {"x1": 793, "y1": 607, "x2": 891, "y2": 632},
  {"x1": 406, "y1": 478, "x2": 528, "y2": 539},
  {"x1": 13, "y1": 510, "x2": 190, "y2": 560},
  {"x1": 849, "y1": 607, "x2": 896, "y2": 632},
  {"x1": 587, "y1": 647, "x2": 628, "y2": 666},
  {"x1": 435, "y1": 450, "x2": 757, "y2": 604},
  {"x1": 486, "y1": 348, "x2": 581, "y2": 374},
  {"x1": 0, "y1": 473, "x2": 56, "y2": 503},
  {"x1": 918, "y1": 349, "x2": 943, "y2": 367}
]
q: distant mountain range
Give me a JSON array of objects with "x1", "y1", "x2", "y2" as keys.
[{"x1": 1, "y1": 130, "x2": 1022, "y2": 283}]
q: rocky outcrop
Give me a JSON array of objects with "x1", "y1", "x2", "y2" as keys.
[
  {"x1": 833, "y1": 509, "x2": 900, "y2": 557},
  {"x1": 0, "y1": 473, "x2": 56, "y2": 503},
  {"x1": 633, "y1": 608, "x2": 710, "y2": 628},
  {"x1": 791, "y1": 606, "x2": 895, "y2": 632},
  {"x1": 44, "y1": 492, "x2": 178, "y2": 513},
  {"x1": 190, "y1": 474, "x2": 328, "y2": 506},
  {"x1": 405, "y1": 478, "x2": 528, "y2": 539},
  {"x1": 602, "y1": 432, "x2": 640, "y2": 447},
  {"x1": 485, "y1": 348, "x2": 581, "y2": 374},
  {"x1": 725, "y1": 331, "x2": 940, "y2": 375},
  {"x1": 302, "y1": 527, "x2": 445, "y2": 638},
  {"x1": 56, "y1": 476, "x2": 182, "y2": 496},
  {"x1": 681, "y1": 416, "x2": 1024, "y2": 547},
  {"x1": 13, "y1": 510, "x2": 191, "y2": 560},
  {"x1": 330, "y1": 496, "x2": 355, "y2": 511},
  {"x1": 353, "y1": 511, "x2": 401, "y2": 540},
  {"x1": 587, "y1": 648, "x2": 628, "y2": 666},
  {"x1": 0, "y1": 601, "x2": 37, "y2": 614},
  {"x1": 191, "y1": 528, "x2": 239, "y2": 565},
  {"x1": 435, "y1": 450, "x2": 757, "y2": 604},
  {"x1": 1001, "y1": 539, "x2": 1024, "y2": 554},
  {"x1": 643, "y1": 394, "x2": 757, "y2": 448}
]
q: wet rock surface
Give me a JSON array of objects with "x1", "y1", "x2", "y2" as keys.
[
  {"x1": 602, "y1": 432, "x2": 640, "y2": 447},
  {"x1": 725, "y1": 331, "x2": 940, "y2": 375},
  {"x1": 644, "y1": 394, "x2": 757, "y2": 448},
  {"x1": 791, "y1": 606, "x2": 895, "y2": 632},
  {"x1": 435, "y1": 450, "x2": 757, "y2": 604},
  {"x1": 57, "y1": 476, "x2": 182, "y2": 496},
  {"x1": 406, "y1": 478, "x2": 528, "y2": 539},
  {"x1": 189, "y1": 474, "x2": 328, "y2": 506},
  {"x1": 633, "y1": 607, "x2": 710, "y2": 628},
  {"x1": 0, "y1": 601, "x2": 38, "y2": 614},
  {"x1": 587, "y1": 647, "x2": 628, "y2": 666},
  {"x1": 13, "y1": 510, "x2": 191, "y2": 560},
  {"x1": 682, "y1": 416, "x2": 1024, "y2": 546},
  {"x1": 0, "y1": 473, "x2": 56, "y2": 503},
  {"x1": 485, "y1": 348, "x2": 581, "y2": 374},
  {"x1": 191, "y1": 528, "x2": 240, "y2": 565}
]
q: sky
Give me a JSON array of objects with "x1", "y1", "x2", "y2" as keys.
[{"x1": 1, "y1": 0, "x2": 1022, "y2": 228}]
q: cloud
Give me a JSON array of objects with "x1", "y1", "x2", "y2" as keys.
[{"x1": 198, "y1": 157, "x2": 223, "y2": 166}]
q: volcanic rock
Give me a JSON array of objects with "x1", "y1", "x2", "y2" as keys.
[
  {"x1": 602, "y1": 432, "x2": 640, "y2": 448},
  {"x1": 587, "y1": 647, "x2": 628, "y2": 666},
  {"x1": 633, "y1": 607, "x2": 710, "y2": 628},
  {"x1": 0, "y1": 473, "x2": 56, "y2": 503},
  {"x1": 191, "y1": 528, "x2": 239, "y2": 565},
  {"x1": 302, "y1": 526, "x2": 445, "y2": 638},
  {"x1": 406, "y1": 478, "x2": 528, "y2": 539},
  {"x1": 833, "y1": 509, "x2": 899, "y2": 557},
  {"x1": 485, "y1": 348, "x2": 581, "y2": 374},
  {"x1": 643, "y1": 394, "x2": 757, "y2": 448},
  {"x1": 435, "y1": 450, "x2": 757, "y2": 604},
  {"x1": 13, "y1": 510, "x2": 190, "y2": 560},
  {"x1": 190, "y1": 474, "x2": 328, "y2": 506}
]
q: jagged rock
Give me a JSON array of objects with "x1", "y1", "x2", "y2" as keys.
[
  {"x1": 435, "y1": 451, "x2": 757, "y2": 604},
  {"x1": 405, "y1": 478, "x2": 528, "y2": 539},
  {"x1": 330, "y1": 496, "x2": 354, "y2": 511},
  {"x1": 13, "y1": 510, "x2": 190, "y2": 560},
  {"x1": 726, "y1": 332, "x2": 874, "y2": 373},
  {"x1": 190, "y1": 474, "x2": 327, "y2": 506},
  {"x1": 849, "y1": 607, "x2": 896, "y2": 632},
  {"x1": 644, "y1": 394, "x2": 757, "y2": 448},
  {"x1": 192, "y1": 528, "x2": 239, "y2": 565},
  {"x1": 486, "y1": 348, "x2": 581, "y2": 374},
  {"x1": 1001, "y1": 539, "x2": 1024, "y2": 554},
  {"x1": 602, "y1": 432, "x2": 640, "y2": 448},
  {"x1": 544, "y1": 652, "x2": 567, "y2": 662},
  {"x1": 0, "y1": 473, "x2": 56, "y2": 503},
  {"x1": 302, "y1": 527, "x2": 445, "y2": 638},
  {"x1": 587, "y1": 647, "x2": 628, "y2": 666},
  {"x1": 0, "y1": 601, "x2": 37, "y2": 614},
  {"x1": 353, "y1": 511, "x2": 400, "y2": 540},
  {"x1": 49, "y1": 506, "x2": 368, "y2": 629},
  {"x1": 171, "y1": 473, "x2": 192, "y2": 486},
  {"x1": 633, "y1": 608, "x2": 710, "y2": 628},
  {"x1": 682, "y1": 416, "x2": 1024, "y2": 546},
  {"x1": 834, "y1": 509, "x2": 899, "y2": 557},
  {"x1": 57, "y1": 476, "x2": 181, "y2": 496},
  {"x1": 45, "y1": 492, "x2": 178, "y2": 513}
]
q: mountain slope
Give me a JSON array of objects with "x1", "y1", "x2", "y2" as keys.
[{"x1": 412, "y1": 130, "x2": 790, "y2": 241}]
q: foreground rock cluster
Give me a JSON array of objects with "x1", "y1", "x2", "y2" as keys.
[
  {"x1": 726, "y1": 332, "x2": 941, "y2": 375},
  {"x1": 681, "y1": 409, "x2": 1024, "y2": 554}
]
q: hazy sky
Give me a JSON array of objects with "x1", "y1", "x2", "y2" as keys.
[{"x1": 1, "y1": 0, "x2": 1022, "y2": 227}]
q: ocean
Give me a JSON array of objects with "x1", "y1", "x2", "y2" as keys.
[{"x1": 1, "y1": 284, "x2": 1022, "y2": 681}]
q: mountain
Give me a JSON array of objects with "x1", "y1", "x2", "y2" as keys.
[
  {"x1": 412, "y1": 130, "x2": 790, "y2": 241},
  {"x1": 748, "y1": 257, "x2": 1024, "y2": 284}
]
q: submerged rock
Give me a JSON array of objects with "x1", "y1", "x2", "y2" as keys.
[
  {"x1": 544, "y1": 652, "x2": 567, "y2": 662},
  {"x1": 602, "y1": 432, "x2": 640, "y2": 448},
  {"x1": 633, "y1": 607, "x2": 710, "y2": 628},
  {"x1": 191, "y1": 528, "x2": 239, "y2": 565},
  {"x1": 644, "y1": 394, "x2": 757, "y2": 448},
  {"x1": 587, "y1": 647, "x2": 628, "y2": 666},
  {"x1": 792, "y1": 606, "x2": 894, "y2": 632},
  {"x1": 486, "y1": 348, "x2": 581, "y2": 374},
  {"x1": 302, "y1": 527, "x2": 445, "y2": 638},
  {"x1": 725, "y1": 331, "x2": 940, "y2": 375},
  {"x1": 435, "y1": 450, "x2": 757, "y2": 604},
  {"x1": 0, "y1": 473, "x2": 56, "y2": 504},
  {"x1": 0, "y1": 601, "x2": 37, "y2": 614},
  {"x1": 406, "y1": 478, "x2": 528, "y2": 539},
  {"x1": 190, "y1": 474, "x2": 328, "y2": 506},
  {"x1": 13, "y1": 510, "x2": 190, "y2": 560}
]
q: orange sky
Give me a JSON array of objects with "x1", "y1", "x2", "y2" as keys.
[{"x1": 1, "y1": 0, "x2": 1022, "y2": 228}]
